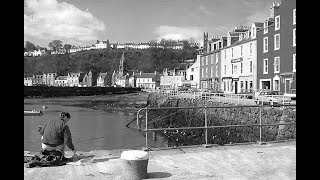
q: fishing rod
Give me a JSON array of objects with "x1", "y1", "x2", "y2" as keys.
[{"x1": 74, "y1": 136, "x2": 105, "y2": 144}]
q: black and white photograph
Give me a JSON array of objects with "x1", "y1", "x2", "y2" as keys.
[{"x1": 24, "y1": 0, "x2": 296, "y2": 179}]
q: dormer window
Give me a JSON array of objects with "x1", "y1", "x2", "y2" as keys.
[
  {"x1": 264, "y1": 21, "x2": 268, "y2": 34},
  {"x1": 275, "y1": 15, "x2": 280, "y2": 31},
  {"x1": 293, "y1": 9, "x2": 296, "y2": 25},
  {"x1": 252, "y1": 27, "x2": 256, "y2": 38}
]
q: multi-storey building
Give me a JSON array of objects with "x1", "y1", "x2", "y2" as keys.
[
  {"x1": 185, "y1": 56, "x2": 201, "y2": 88},
  {"x1": 46, "y1": 73, "x2": 57, "y2": 86},
  {"x1": 67, "y1": 72, "x2": 85, "y2": 87},
  {"x1": 95, "y1": 40, "x2": 110, "y2": 49},
  {"x1": 97, "y1": 72, "x2": 111, "y2": 87},
  {"x1": 256, "y1": 0, "x2": 296, "y2": 93},
  {"x1": 200, "y1": 35, "x2": 227, "y2": 90},
  {"x1": 133, "y1": 71, "x2": 160, "y2": 89},
  {"x1": 220, "y1": 23, "x2": 263, "y2": 94},
  {"x1": 24, "y1": 77, "x2": 33, "y2": 86},
  {"x1": 55, "y1": 76, "x2": 68, "y2": 86}
]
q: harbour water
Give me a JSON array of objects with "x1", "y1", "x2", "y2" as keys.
[{"x1": 24, "y1": 103, "x2": 146, "y2": 152}]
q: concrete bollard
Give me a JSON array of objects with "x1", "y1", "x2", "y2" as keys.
[{"x1": 120, "y1": 150, "x2": 149, "y2": 180}]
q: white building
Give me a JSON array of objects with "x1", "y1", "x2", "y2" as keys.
[
  {"x1": 185, "y1": 56, "x2": 201, "y2": 88},
  {"x1": 220, "y1": 23, "x2": 262, "y2": 94},
  {"x1": 55, "y1": 76, "x2": 68, "y2": 86},
  {"x1": 95, "y1": 40, "x2": 109, "y2": 49},
  {"x1": 24, "y1": 77, "x2": 33, "y2": 86}
]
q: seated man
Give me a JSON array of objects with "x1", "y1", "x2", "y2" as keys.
[{"x1": 38, "y1": 112, "x2": 77, "y2": 156}]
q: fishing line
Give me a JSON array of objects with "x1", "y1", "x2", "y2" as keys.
[{"x1": 74, "y1": 136, "x2": 105, "y2": 144}]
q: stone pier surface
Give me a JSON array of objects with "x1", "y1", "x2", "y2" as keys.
[{"x1": 24, "y1": 141, "x2": 296, "y2": 180}]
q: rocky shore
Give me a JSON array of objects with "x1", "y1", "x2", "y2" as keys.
[{"x1": 24, "y1": 91, "x2": 149, "y2": 114}]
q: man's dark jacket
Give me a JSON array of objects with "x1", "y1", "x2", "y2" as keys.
[{"x1": 39, "y1": 118, "x2": 75, "y2": 151}]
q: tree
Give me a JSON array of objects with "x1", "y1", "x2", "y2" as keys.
[
  {"x1": 25, "y1": 41, "x2": 36, "y2": 52},
  {"x1": 48, "y1": 40, "x2": 63, "y2": 52},
  {"x1": 63, "y1": 44, "x2": 72, "y2": 53}
]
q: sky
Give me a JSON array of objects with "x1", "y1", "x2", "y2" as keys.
[{"x1": 24, "y1": 0, "x2": 281, "y2": 48}]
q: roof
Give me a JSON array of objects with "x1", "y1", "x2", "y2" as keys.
[
  {"x1": 135, "y1": 73, "x2": 156, "y2": 79},
  {"x1": 56, "y1": 76, "x2": 68, "y2": 80},
  {"x1": 220, "y1": 37, "x2": 255, "y2": 50},
  {"x1": 253, "y1": 22, "x2": 264, "y2": 28}
]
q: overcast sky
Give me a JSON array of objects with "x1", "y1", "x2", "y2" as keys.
[{"x1": 24, "y1": 0, "x2": 281, "y2": 48}]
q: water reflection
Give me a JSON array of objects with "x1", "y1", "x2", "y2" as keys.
[{"x1": 24, "y1": 104, "x2": 146, "y2": 152}]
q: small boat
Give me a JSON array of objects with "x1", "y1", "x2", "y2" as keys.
[{"x1": 24, "y1": 110, "x2": 43, "y2": 116}]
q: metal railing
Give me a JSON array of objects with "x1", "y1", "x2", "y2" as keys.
[
  {"x1": 156, "y1": 89, "x2": 294, "y2": 106},
  {"x1": 136, "y1": 104, "x2": 296, "y2": 150}
]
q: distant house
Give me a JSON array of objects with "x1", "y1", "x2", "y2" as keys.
[
  {"x1": 33, "y1": 74, "x2": 45, "y2": 85},
  {"x1": 24, "y1": 76, "x2": 33, "y2": 86},
  {"x1": 97, "y1": 72, "x2": 111, "y2": 87},
  {"x1": 45, "y1": 73, "x2": 57, "y2": 86},
  {"x1": 67, "y1": 72, "x2": 86, "y2": 87},
  {"x1": 33, "y1": 49, "x2": 47, "y2": 57},
  {"x1": 55, "y1": 76, "x2": 68, "y2": 86},
  {"x1": 160, "y1": 63, "x2": 192, "y2": 88},
  {"x1": 80, "y1": 71, "x2": 97, "y2": 87},
  {"x1": 95, "y1": 40, "x2": 110, "y2": 49},
  {"x1": 134, "y1": 71, "x2": 160, "y2": 89}
]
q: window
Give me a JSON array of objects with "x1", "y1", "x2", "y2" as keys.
[
  {"x1": 232, "y1": 64, "x2": 234, "y2": 74},
  {"x1": 275, "y1": 15, "x2": 280, "y2": 31},
  {"x1": 250, "y1": 61, "x2": 253, "y2": 73},
  {"x1": 240, "y1": 46, "x2": 243, "y2": 56},
  {"x1": 240, "y1": 63, "x2": 243, "y2": 74},
  {"x1": 190, "y1": 75, "x2": 193, "y2": 80},
  {"x1": 205, "y1": 56, "x2": 208, "y2": 65},
  {"x1": 211, "y1": 55, "x2": 214, "y2": 64},
  {"x1": 234, "y1": 65, "x2": 237, "y2": 74},
  {"x1": 263, "y1": 59, "x2": 268, "y2": 74},
  {"x1": 264, "y1": 21, "x2": 268, "y2": 34},
  {"x1": 245, "y1": 81, "x2": 248, "y2": 90},
  {"x1": 252, "y1": 27, "x2": 256, "y2": 38},
  {"x1": 211, "y1": 66, "x2": 214, "y2": 77},
  {"x1": 191, "y1": 68, "x2": 194, "y2": 72},
  {"x1": 274, "y1": 57, "x2": 280, "y2": 73},
  {"x1": 206, "y1": 67, "x2": 208, "y2": 77},
  {"x1": 232, "y1": 48, "x2": 234, "y2": 58},
  {"x1": 293, "y1": 29, "x2": 296, "y2": 47},
  {"x1": 224, "y1": 50, "x2": 227, "y2": 59},
  {"x1": 274, "y1": 34, "x2": 280, "y2": 50},
  {"x1": 293, "y1": 9, "x2": 296, "y2": 25},
  {"x1": 250, "y1": 81, "x2": 253, "y2": 90},
  {"x1": 201, "y1": 58, "x2": 204, "y2": 66},
  {"x1": 240, "y1": 81, "x2": 244, "y2": 91},
  {"x1": 274, "y1": 80, "x2": 280, "y2": 91},
  {"x1": 202, "y1": 68, "x2": 204, "y2": 78},
  {"x1": 293, "y1": 54, "x2": 296, "y2": 72},
  {"x1": 263, "y1": 37, "x2": 268, "y2": 53},
  {"x1": 216, "y1": 65, "x2": 218, "y2": 76},
  {"x1": 224, "y1": 65, "x2": 226, "y2": 75},
  {"x1": 250, "y1": 43, "x2": 252, "y2": 54}
]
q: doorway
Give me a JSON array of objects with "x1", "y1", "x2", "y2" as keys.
[
  {"x1": 234, "y1": 81, "x2": 238, "y2": 94},
  {"x1": 285, "y1": 79, "x2": 291, "y2": 93}
]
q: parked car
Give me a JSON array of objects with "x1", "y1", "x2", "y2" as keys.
[
  {"x1": 254, "y1": 89, "x2": 279, "y2": 105},
  {"x1": 238, "y1": 89, "x2": 254, "y2": 99},
  {"x1": 284, "y1": 89, "x2": 296, "y2": 100}
]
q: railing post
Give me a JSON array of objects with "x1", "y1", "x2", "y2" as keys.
[
  {"x1": 204, "y1": 105, "x2": 208, "y2": 147},
  {"x1": 258, "y1": 105, "x2": 266, "y2": 145},
  {"x1": 145, "y1": 108, "x2": 148, "y2": 149}
]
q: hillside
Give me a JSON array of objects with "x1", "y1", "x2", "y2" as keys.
[{"x1": 24, "y1": 47, "x2": 199, "y2": 78}]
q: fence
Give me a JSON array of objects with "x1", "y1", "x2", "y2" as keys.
[
  {"x1": 136, "y1": 104, "x2": 296, "y2": 150},
  {"x1": 156, "y1": 89, "x2": 293, "y2": 106}
]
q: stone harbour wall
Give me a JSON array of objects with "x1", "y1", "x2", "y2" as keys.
[{"x1": 143, "y1": 93, "x2": 296, "y2": 147}]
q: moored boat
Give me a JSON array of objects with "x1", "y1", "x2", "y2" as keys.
[{"x1": 24, "y1": 110, "x2": 43, "y2": 116}]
